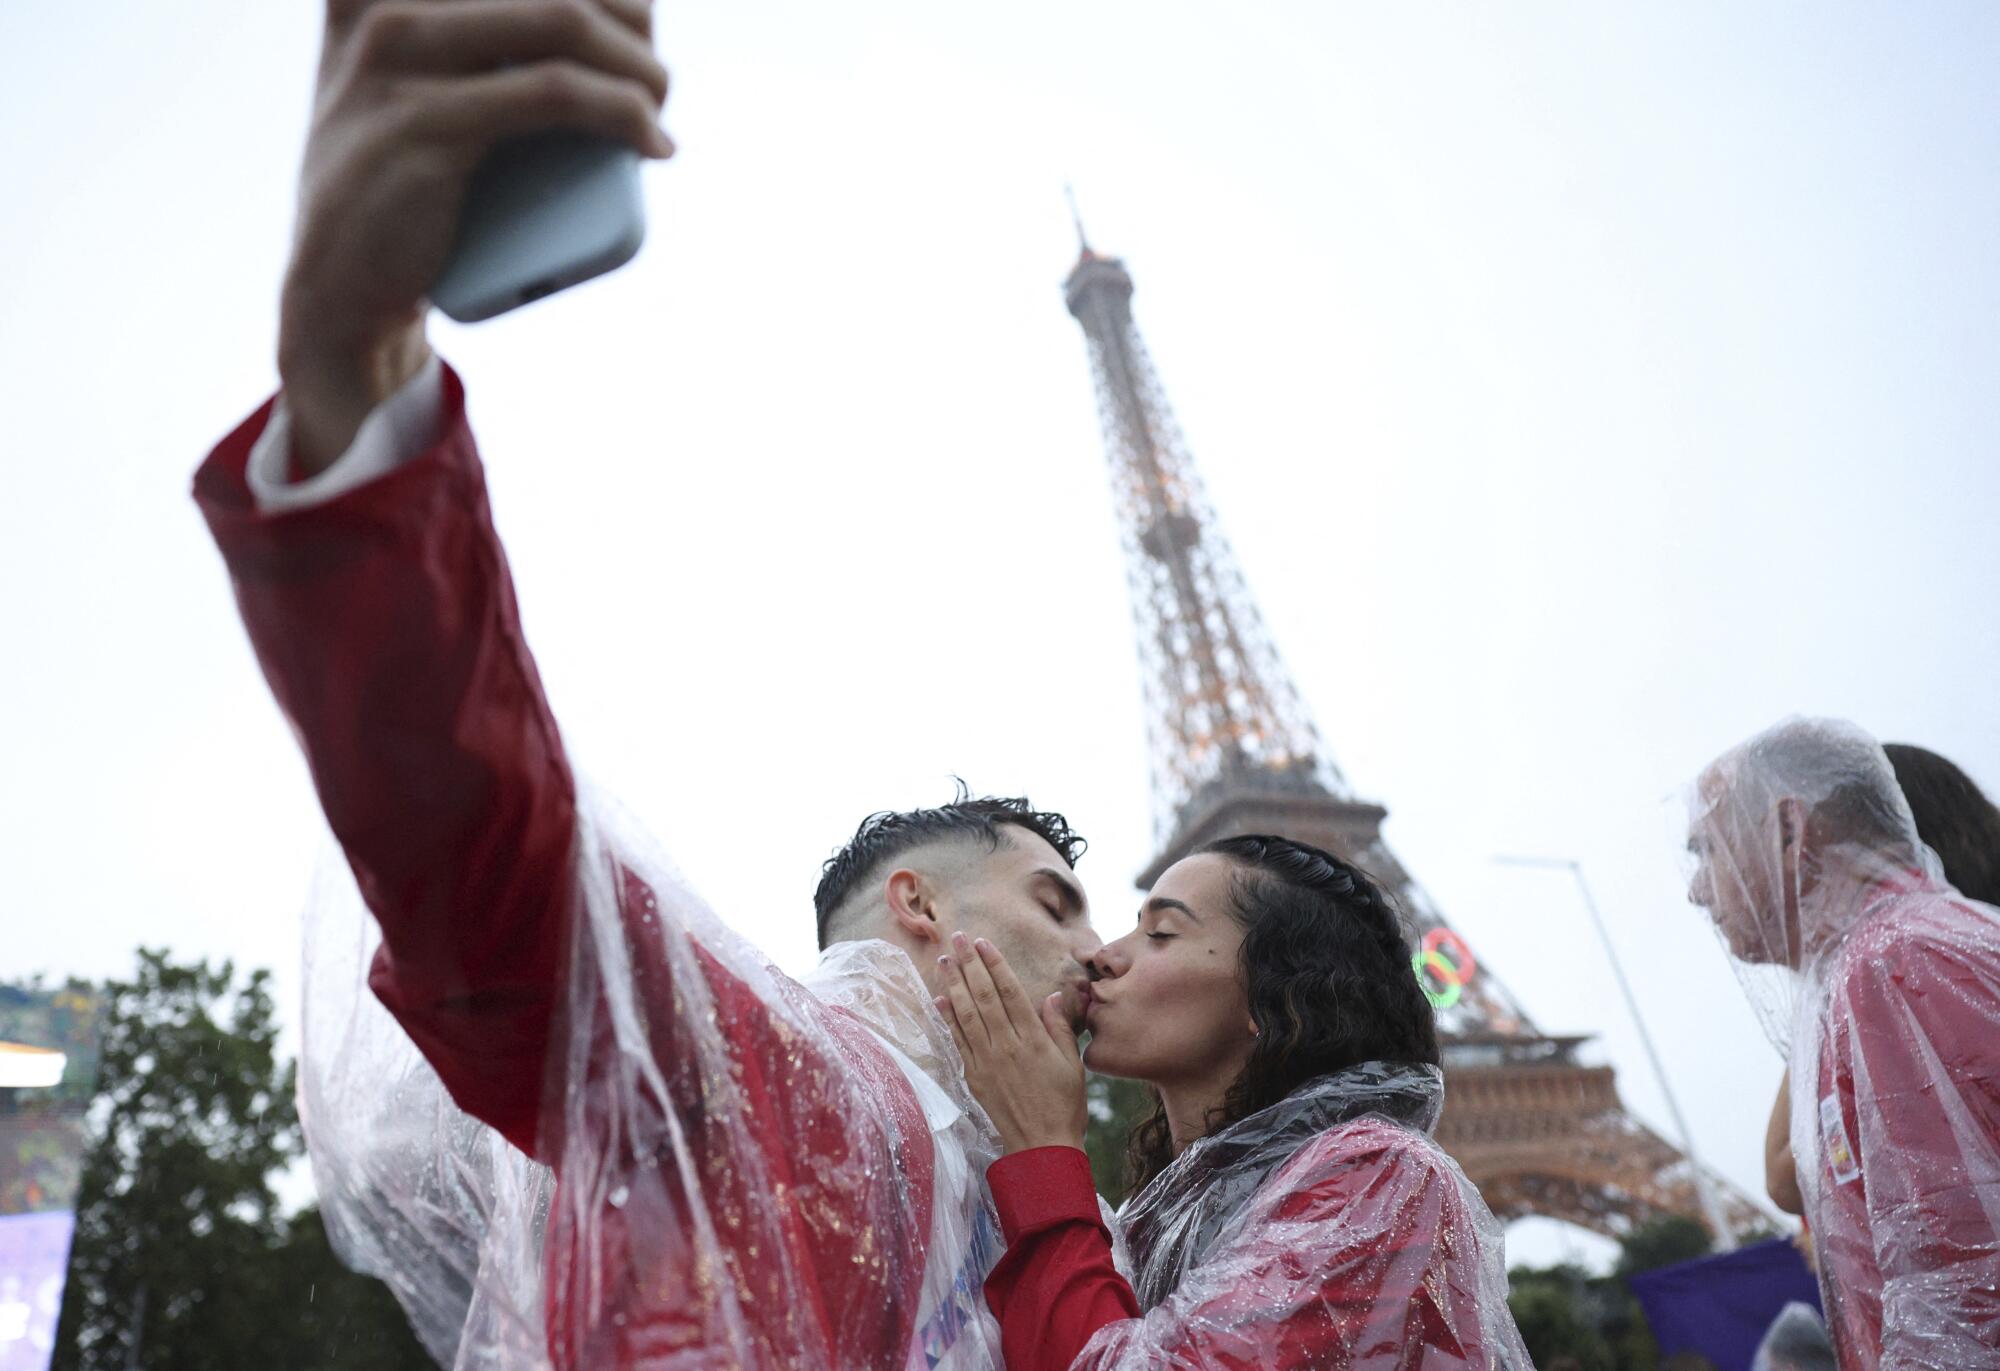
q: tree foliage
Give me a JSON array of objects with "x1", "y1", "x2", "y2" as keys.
[
  {"x1": 1083, "y1": 1071, "x2": 1156, "y2": 1208},
  {"x1": 50, "y1": 949, "x2": 433, "y2": 1371},
  {"x1": 1507, "y1": 1265, "x2": 1615, "y2": 1369},
  {"x1": 1507, "y1": 1215, "x2": 1718, "y2": 1371},
  {"x1": 1613, "y1": 1215, "x2": 1711, "y2": 1279}
]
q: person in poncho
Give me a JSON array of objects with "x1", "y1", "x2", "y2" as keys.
[
  {"x1": 1687, "y1": 717, "x2": 2000, "y2": 1370},
  {"x1": 935, "y1": 834, "x2": 1532, "y2": 1369}
]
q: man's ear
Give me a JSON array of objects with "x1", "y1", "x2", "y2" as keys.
[
  {"x1": 1777, "y1": 795, "x2": 1812, "y2": 905},
  {"x1": 1777, "y1": 797, "x2": 1805, "y2": 852},
  {"x1": 884, "y1": 868, "x2": 942, "y2": 946}
]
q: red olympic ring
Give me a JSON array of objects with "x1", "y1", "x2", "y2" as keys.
[
  {"x1": 1410, "y1": 929, "x2": 1477, "y2": 1010},
  {"x1": 1421, "y1": 928, "x2": 1476, "y2": 984}
]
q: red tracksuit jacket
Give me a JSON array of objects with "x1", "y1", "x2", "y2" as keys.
[{"x1": 196, "y1": 371, "x2": 936, "y2": 1368}]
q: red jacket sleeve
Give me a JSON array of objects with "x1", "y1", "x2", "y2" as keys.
[
  {"x1": 985, "y1": 1146, "x2": 1139, "y2": 1370},
  {"x1": 194, "y1": 378, "x2": 936, "y2": 1364},
  {"x1": 987, "y1": 1122, "x2": 1518, "y2": 1370},
  {"x1": 195, "y1": 372, "x2": 569, "y2": 1154}
]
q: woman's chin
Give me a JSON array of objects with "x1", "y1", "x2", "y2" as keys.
[{"x1": 1080, "y1": 1034, "x2": 1150, "y2": 1081}]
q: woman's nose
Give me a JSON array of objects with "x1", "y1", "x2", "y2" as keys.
[{"x1": 1089, "y1": 944, "x2": 1126, "y2": 980}]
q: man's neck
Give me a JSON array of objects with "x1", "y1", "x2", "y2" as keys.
[{"x1": 1800, "y1": 849, "x2": 1933, "y2": 958}]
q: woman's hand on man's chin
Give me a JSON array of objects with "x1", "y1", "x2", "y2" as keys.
[{"x1": 935, "y1": 931, "x2": 1089, "y2": 1156}]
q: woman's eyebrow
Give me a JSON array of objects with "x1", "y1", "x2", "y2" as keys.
[{"x1": 1142, "y1": 896, "x2": 1201, "y2": 923}]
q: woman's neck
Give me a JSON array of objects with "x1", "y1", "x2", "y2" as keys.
[{"x1": 1160, "y1": 1076, "x2": 1235, "y2": 1155}]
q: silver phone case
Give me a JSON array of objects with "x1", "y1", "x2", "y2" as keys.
[{"x1": 431, "y1": 133, "x2": 645, "y2": 324}]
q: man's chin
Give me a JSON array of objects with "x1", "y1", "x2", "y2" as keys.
[{"x1": 1721, "y1": 919, "x2": 1787, "y2": 964}]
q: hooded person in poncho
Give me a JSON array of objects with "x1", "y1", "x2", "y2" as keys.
[{"x1": 1686, "y1": 717, "x2": 2000, "y2": 1370}]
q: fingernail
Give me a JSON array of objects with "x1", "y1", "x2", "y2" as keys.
[
  {"x1": 974, "y1": 937, "x2": 993, "y2": 955},
  {"x1": 952, "y1": 932, "x2": 969, "y2": 953},
  {"x1": 938, "y1": 955, "x2": 951, "y2": 968},
  {"x1": 650, "y1": 126, "x2": 676, "y2": 158}
]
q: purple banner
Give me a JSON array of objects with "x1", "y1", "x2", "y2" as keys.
[
  {"x1": 1627, "y1": 1236, "x2": 1822, "y2": 1371},
  {"x1": 0, "y1": 1210, "x2": 74, "y2": 1371}
]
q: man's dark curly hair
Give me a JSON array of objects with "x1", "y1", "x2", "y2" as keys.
[
  {"x1": 1126, "y1": 833, "x2": 1439, "y2": 1193},
  {"x1": 813, "y1": 783, "x2": 1086, "y2": 950}
]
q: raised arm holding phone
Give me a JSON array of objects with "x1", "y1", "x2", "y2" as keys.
[{"x1": 195, "y1": 4, "x2": 1109, "y2": 1367}]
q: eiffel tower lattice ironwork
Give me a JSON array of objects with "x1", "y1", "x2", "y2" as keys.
[{"x1": 1062, "y1": 227, "x2": 1764, "y2": 1240}]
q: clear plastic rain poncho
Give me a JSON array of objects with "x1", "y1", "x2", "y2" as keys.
[
  {"x1": 299, "y1": 789, "x2": 1006, "y2": 1370},
  {"x1": 1687, "y1": 717, "x2": 2000, "y2": 1369},
  {"x1": 1072, "y1": 1061, "x2": 1531, "y2": 1368},
  {"x1": 1752, "y1": 1301, "x2": 1838, "y2": 1371}
]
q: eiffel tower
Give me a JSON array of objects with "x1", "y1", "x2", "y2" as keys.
[{"x1": 1062, "y1": 224, "x2": 1763, "y2": 1241}]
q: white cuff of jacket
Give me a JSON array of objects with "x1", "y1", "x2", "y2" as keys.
[{"x1": 246, "y1": 355, "x2": 446, "y2": 513}]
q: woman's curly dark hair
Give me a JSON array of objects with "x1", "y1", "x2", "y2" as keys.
[
  {"x1": 1884, "y1": 743, "x2": 2000, "y2": 904},
  {"x1": 1124, "y1": 834, "x2": 1440, "y2": 1194}
]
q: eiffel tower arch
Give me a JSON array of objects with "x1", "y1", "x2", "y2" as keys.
[{"x1": 1061, "y1": 228, "x2": 1765, "y2": 1243}]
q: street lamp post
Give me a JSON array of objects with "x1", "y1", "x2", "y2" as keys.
[{"x1": 1495, "y1": 854, "x2": 1736, "y2": 1250}]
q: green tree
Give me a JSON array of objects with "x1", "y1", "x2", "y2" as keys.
[
  {"x1": 1507, "y1": 1216, "x2": 1717, "y2": 1371},
  {"x1": 1614, "y1": 1215, "x2": 1711, "y2": 1278},
  {"x1": 1083, "y1": 1071, "x2": 1156, "y2": 1207},
  {"x1": 1506, "y1": 1265, "x2": 1615, "y2": 1370},
  {"x1": 51, "y1": 949, "x2": 433, "y2": 1371},
  {"x1": 259, "y1": 1206, "x2": 440, "y2": 1366}
]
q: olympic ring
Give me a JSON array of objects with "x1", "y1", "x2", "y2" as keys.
[
  {"x1": 1411, "y1": 952, "x2": 1463, "y2": 1010},
  {"x1": 1410, "y1": 929, "x2": 1477, "y2": 1010},
  {"x1": 1418, "y1": 948, "x2": 1460, "y2": 981},
  {"x1": 1422, "y1": 928, "x2": 1476, "y2": 980}
]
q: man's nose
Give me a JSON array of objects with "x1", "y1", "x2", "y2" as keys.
[{"x1": 1068, "y1": 921, "x2": 1104, "y2": 973}]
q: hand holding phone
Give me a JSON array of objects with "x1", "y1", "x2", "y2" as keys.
[{"x1": 278, "y1": 0, "x2": 672, "y2": 472}]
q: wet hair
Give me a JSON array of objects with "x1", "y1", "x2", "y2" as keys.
[
  {"x1": 812, "y1": 783, "x2": 1085, "y2": 950},
  {"x1": 1884, "y1": 743, "x2": 2000, "y2": 904},
  {"x1": 1126, "y1": 834, "x2": 1439, "y2": 1192}
]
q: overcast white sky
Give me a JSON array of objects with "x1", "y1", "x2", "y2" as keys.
[{"x1": 4, "y1": 1, "x2": 1997, "y2": 1268}]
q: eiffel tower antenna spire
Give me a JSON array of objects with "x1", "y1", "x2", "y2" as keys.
[{"x1": 1064, "y1": 184, "x2": 1091, "y2": 255}]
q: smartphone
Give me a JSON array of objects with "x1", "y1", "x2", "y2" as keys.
[{"x1": 430, "y1": 132, "x2": 646, "y2": 324}]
